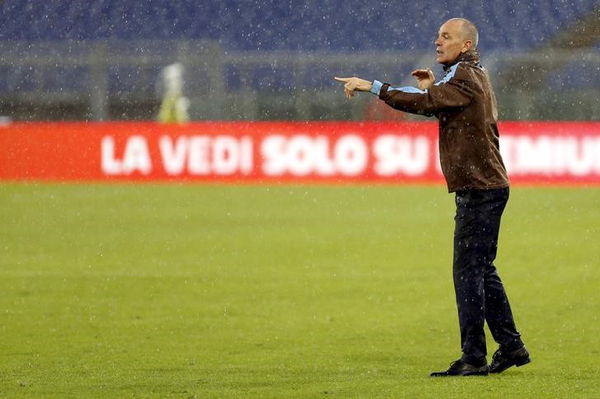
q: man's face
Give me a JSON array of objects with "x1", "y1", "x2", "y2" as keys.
[{"x1": 435, "y1": 20, "x2": 470, "y2": 64}]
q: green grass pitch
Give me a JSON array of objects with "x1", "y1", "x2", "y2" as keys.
[{"x1": 1, "y1": 183, "x2": 599, "y2": 398}]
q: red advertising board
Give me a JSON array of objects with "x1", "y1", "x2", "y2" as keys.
[{"x1": 1, "y1": 121, "x2": 600, "y2": 185}]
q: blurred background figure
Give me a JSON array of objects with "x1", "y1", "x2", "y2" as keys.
[{"x1": 157, "y1": 63, "x2": 190, "y2": 124}]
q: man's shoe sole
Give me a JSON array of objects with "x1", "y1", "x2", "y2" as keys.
[
  {"x1": 431, "y1": 368, "x2": 489, "y2": 377},
  {"x1": 516, "y1": 356, "x2": 532, "y2": 367},
  {"x1": 430, "y1": 371, "x2": 488, "y2": 377}
]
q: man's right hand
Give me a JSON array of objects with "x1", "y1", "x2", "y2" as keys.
[
  {"x1": 411, "y1": 69, "x2": 435, "y2": 90},
  {"x1": 334, "y1": 77, "x2": 373, "y2": 99}
]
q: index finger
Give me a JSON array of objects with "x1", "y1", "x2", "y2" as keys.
[{"x1": 334, "y1": 77, "x2": 351, "y2": 83}]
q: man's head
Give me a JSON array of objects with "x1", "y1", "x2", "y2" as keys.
[{"x1": 435, "y1": 18, "x2": 479, "y2": 65}]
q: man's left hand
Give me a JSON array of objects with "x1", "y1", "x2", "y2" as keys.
[{"x1": 411, "y1": 69, "x2": 435, "y2": 90}]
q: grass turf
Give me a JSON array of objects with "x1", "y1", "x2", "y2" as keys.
[{"x1": 1, "y1": 183, "x2": 599, "y2": 398}]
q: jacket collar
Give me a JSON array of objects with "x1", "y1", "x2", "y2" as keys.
[{"x1": 443, "y1": 49, "x2": 481, "y2": 71}]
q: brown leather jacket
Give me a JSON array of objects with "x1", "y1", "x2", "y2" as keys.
[{"x1": 372, "y1": 50, "x2": 509, "y2": 192}]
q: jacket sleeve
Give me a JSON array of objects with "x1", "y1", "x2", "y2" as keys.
[{"x1": 371, "y1": 72, "x2": 475, "y2": 117}]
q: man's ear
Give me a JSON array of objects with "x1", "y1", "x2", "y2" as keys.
[{"x1": 461, "y1": 40, "x2": 473, "y2": 53}]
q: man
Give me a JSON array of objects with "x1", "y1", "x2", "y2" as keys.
[{"x1": 335, "y1": 18, "x2": 530, "y2": 377}]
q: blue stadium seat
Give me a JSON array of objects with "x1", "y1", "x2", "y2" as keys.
[
  {"x1": 1, "y1": 0, "x2": 597, "y2": 51},
  {"x1": 0, "y1": 0, "x2": 598, "y2": 96}
]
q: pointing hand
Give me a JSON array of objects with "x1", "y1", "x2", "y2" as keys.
[{"x1": 334, "y1": 77, "x2": 373, "y2": 99}]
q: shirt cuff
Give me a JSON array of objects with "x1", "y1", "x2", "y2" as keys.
[{"x1": 370, "y1": 80, "x2": 383, "y2": 95}]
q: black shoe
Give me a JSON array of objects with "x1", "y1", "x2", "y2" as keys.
[
  {"x1": 489, "y1": 346, "x2": 531, "y2": 374},
  {"x1": 430, "y1": 359, "x2": 489, "y2": 377}
]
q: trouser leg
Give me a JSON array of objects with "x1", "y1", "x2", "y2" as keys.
[
  {"x1": 484, "y1": 261, "x2": 524, "y2": 351},
  {"x1": 453, "y1": 187, "x2": 521, "y2": 364}
]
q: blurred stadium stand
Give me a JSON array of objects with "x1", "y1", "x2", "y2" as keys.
[{"x1": 0, "y1": 0, "x2": 598, "y2": 121}]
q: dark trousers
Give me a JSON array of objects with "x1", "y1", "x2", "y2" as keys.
[{"x1": 453, "y1": 187, "x2": 523, "y2": 364}]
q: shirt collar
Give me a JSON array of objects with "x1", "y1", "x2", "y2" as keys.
[{"x1": 443, "y1": 49, "x2": 481, "y2": 71}]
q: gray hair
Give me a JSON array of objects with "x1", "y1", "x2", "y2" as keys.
[{"x1": 448, "y1": 18, "x2": 479, "y2": 48}]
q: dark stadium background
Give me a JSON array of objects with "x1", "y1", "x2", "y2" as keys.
[{"x1": 1, "y1": 0, "x2": 598, "y2": 122}]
